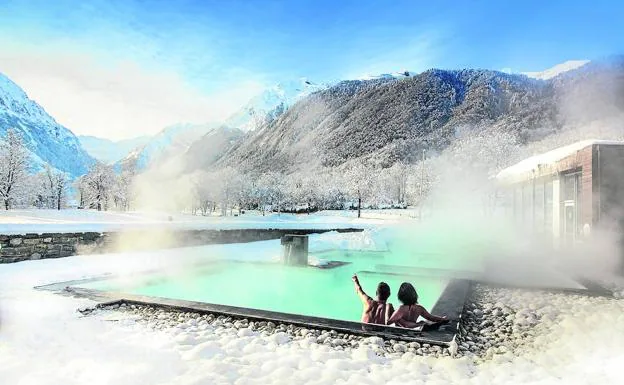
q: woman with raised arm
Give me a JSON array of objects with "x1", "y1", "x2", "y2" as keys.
[{"x1": 352, "y1": 274, "x2": 394, "y2": 325}]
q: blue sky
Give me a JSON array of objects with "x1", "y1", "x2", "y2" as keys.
[{"x1": 0, "y1": 0, "x2": 622, "y2": 139}]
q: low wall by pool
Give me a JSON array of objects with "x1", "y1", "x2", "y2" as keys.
[{"x1": 0, "y1": 227, "x2": 363, "y2": 263}]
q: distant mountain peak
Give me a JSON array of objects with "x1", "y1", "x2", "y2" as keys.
[
  {"x1": 523, "y1": 60, "x2": 590, "y2": 80},
  {"x1": 224, "y1": 77, "x2": 324, "y2": 132},
  {"x1": 78, "y1": 134, "x2": 152, "y2": 164},
  {"x1": 116, "y1": 122, "x2": 220, "y2": 170}
]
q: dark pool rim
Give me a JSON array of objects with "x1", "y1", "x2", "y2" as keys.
[{"x1": 36, "y1": 273, "x2": 471, "y2": 346}]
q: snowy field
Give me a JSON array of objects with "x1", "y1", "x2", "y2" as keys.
[
  {"x1": 0, "y1": 209, "x2": 401, "y2": 234},
  {"x1": 1, "y1": 229, "x2": 624, "y2": 385}
]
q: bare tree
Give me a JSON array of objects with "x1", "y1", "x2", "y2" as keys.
[
  {"x1": 343, "y1": 162, "x2": 375, "y2": 218},
  {"x1": 40, "y1": 165, "x2": 68, "y2": 210},
  {"x1": 82, "y1": 163, "x2": 116, "y2": 211},
  {"x1": 0, "y1": 129, "x2": 28, "y2": 210},
  {"x1": 48, "y1": 166, "x2": 68, "y2": 210},
  {"x1": 51, "y1": 172, "x2": 67, "y2": 210}
]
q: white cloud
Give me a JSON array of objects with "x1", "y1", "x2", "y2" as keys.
[{"x1": 0, "y1": 47, "x2": 265, "y2": 140}]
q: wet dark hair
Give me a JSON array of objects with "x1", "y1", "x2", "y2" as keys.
[
  {"x1": 376, "y1": 282, "x2": 391, "y2": 301},
  {"x1": 397, "y1": 282, "x2": 418, "y2": 305}
]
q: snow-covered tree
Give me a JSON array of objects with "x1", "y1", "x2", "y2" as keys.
[
  {"x1": 258, "y1": 171, "x2": 286, "y2": 215},
  {"x1": 39, "y1": 165, "x2": 69, "y2": 210},
  {"x1": 192, "y1": 171, "x2": 219, "y2": 216},
  {"x1": 287, "y1": 173, "x2": 321, "y2": 214},
  {"x1": 406, "y1": 157, "x2": 435, "y2": 208},
  {"x1": 319, "y1": 169, "x2": 348, "y2": 210},
  {"x1": 0, "y1": 129, "x2": 28, "y2": 210},
  {"x1": 343, "y1": 162, "x2": 375, "y2": 218},
  {"x1": 214, "y1": 167, "x2": 243, "y2": 216},
  {"x1": 113, "y1": 159, "x2": 138, "y2": 211},
  {"x1": 388, "y1": 161, "x2": 409, "y2": 205},
  {"x1": 81, "y1": 162, "x2": 116, "y2": 211},
  {"x1": 236, "y1": 172, "x2": 258, "y2": 213}
]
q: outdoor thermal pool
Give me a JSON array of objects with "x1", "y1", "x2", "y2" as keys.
[{"x1": 75, "y1": 246, "x2": 480, "y2": 323}]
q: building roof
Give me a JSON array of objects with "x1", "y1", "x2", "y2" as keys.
[{"x1": 496, "y1": 139, "x2": 624, "y2": 183}]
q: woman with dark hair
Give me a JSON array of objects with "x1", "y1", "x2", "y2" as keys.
[
  {"x1": 386, "y1": 282, "x2": 448, "y2": 329},
  {"x1": 352, "y1": 274, "x2": 395, "y2": 325}
]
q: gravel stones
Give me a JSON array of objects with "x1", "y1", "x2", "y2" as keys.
[{"x1": 455, "y1": 284, "x2": 553, "y2": 360}]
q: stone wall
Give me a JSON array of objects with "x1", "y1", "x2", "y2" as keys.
[
  {"x1": 0, "y1": 228, "x2": 362, "y2": 263},
  {"x1": 0, "y1": 232, "x2": 107, "y2": 263}
]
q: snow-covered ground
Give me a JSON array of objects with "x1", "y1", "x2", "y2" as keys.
[
  {"x1": 1, "y1": 229, "x2": 623, "y2": 385},
  {"x1": 0, "y1": 209, "x2": 399, "y2": 234}
]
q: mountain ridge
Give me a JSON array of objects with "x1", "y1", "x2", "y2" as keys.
[
  {"x1": 185, "y1": 60, "x2": 624, "y2": 175},
  {"x1": 0, "y1": 73, "x2": 95, "y2": 177},
  {"x1": 116, "y1": 122, "x2": 222, "y2": 171}
]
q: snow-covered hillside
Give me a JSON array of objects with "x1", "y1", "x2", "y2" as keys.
[
  {"x1": 117, "y1": 123, "x2": 220, "y2": 170},
  {"x1": 225, "y1": 78, "x2": 325, "y2": 132},
  {"x1": 523, "y1": 60, "x2": 590, "y2": 80},
  {"x1": 0, "y1": 73, "x2": 95, "y2": 177},
  {"x1": 79, "y1": 135, "x2": 151, "y2": 164}
]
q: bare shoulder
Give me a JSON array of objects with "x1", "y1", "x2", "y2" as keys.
[{"x1": 413, "y1": 304, "x2": 427, "y2": 313}]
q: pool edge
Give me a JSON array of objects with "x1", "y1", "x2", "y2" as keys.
[{"x1": 38, "y1": 278, "x2": 468, "y2": 347}]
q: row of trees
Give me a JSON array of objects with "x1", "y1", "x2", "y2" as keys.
[
  {"x1": 4, "y1": 126, "x2": 516, "y2": 216},
  {"x1": 0, "y1": 129, "x2": 136, "y2": 211},
  {"x1": 184, "y1": 161, "x2": 435, "y2": 218},
  {"x1": 2, "y1": 128, "x2": 436, "y2": 214},
  {"x1": 76, "y1": 162, "x2": 136, "y2": 212},
  {"x1": 0, "y1": 130, "x2": 68, "y2": 210},
  {"x1": 180, "y1": 128, "x2": 522, "y2": 218}
]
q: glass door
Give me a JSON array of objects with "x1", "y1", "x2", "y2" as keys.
[{"x1": 563, "y1": 201, "x2": 576, "y2": 245}]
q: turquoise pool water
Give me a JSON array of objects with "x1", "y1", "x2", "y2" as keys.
[{"x1": 78, "y1": 249, "x2": 453, "y2": 323}]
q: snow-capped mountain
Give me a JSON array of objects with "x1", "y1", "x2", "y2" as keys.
[
  {"x1": 117, "y1": 122, "x2": 220, "y2": 170},
  {"x1": 224, "y1": 78, "x2": 324, "y2": 132},
  {"x1": 78, "y1": 135, "x2": 151, "y2": 164},
  {"x1": 209, "y1": 58, "x2": 624, "y2": 174},
  {"x1": 0, "y1": 73, "x2": 95, "y2": 177},
  {"x1": 523, "y1": 60, "x2": 590, "y2": 80},
  {"x1": 214, "y1": 69, "x2": 556, "y2": 173}
]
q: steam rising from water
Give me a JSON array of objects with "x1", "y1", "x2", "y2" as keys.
[
  {"x1": 387, "y1": 82, "x2": 624, "y2": 289},
  {"x1": 107, "y1": 67, "x2": 624, "y2": 290}
]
